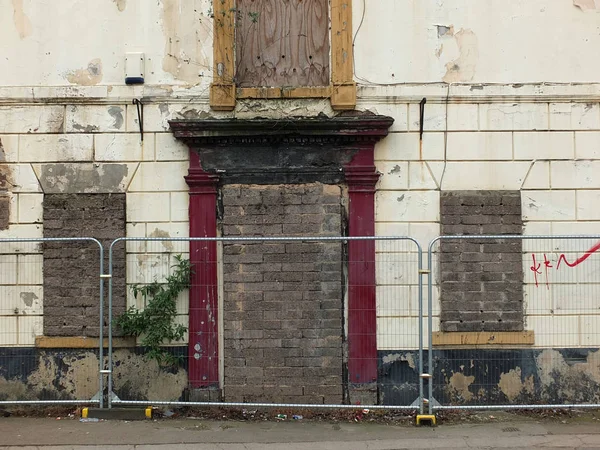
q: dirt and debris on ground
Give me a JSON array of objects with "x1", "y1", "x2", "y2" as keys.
[{"x1": 3, "y1": 405, "x2": 600, "y2": 426}]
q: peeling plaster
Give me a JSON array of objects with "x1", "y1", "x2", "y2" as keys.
[
  {"x1": 113, "y1": 0, "x2": 127, "y2": 12},
  {"x1": 112, "y1": 349, "x2": 188, "y2": 400},
  {"x1": 34, "y1": 163, "x2": 131, "y2": 194},
  {"x1": 19, "y1": 292, "x2": 38, "y2": 307},
  {"x1": 108, "y1": 106, "x2": 124, "y2": 129},
  {"x1": 574, "y1": 0, "x2": 600, "y2": 10},
  {"x1": 0, "y1": 139, "x2": 5, "y2": 162},
  {"x1": 11, "y1": 0, "x2": 32, "y2": 39},
  {"x1": 161, "y1": 0, "x2": 210, "y2": 85},
  {"x1": 447, "y1": 372, "x2": 475, "y2": 401},
  {"x1": 382, "y1": 352, "x2": 416, "y2": 369},
  {"x1": 0, "y1": 350, "x2": 188, "y2": 402},
  {"x1": 436, "y1": 25, "x2": 454, "y2": 38},
  {"x1": 442, "y1": 29, "x2": 479, "y2": 83},
  {"x1": 66, "y1": 59, "x2": 103, "y2": 86}
]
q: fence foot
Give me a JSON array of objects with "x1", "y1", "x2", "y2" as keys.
[
  {"x1": 81, "y1": 407, "x2": 153, "y2": 421},
  {"x1": 416, "y1": 414, "x2": 437, "y2": 426}
]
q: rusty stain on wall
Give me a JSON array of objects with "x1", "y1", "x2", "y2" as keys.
[
  {"x1": 447, "y1": 372, "x2": 475, "y2": 401},
  {"x1": 113, "y1": 0, "x2": 127, "y2": 12},
  {"x1": 66, "y1": 59, "x2": 103, "y2": 86},
  {"x1": 442, "y1": 29, "x2": 479, "y2": 83},
  {"x1": 11, "y1": 0, "x2": 32, "y2": 39},
  {"x1": 161, "y1": 0, "x2": 211, "y2": 85},
  {"x1": 574, "y1": 0, "x2": 600, "y2": 10}
]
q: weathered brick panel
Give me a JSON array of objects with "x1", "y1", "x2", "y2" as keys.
[
  {"x1": 440, "y1": 191, "x2": 524, "y2": 332},
  {"x1": 0, "y1": 195, "x2": 8, "y2": 230},
  {"x1": 43, "y1": 194, "x2": 126, "y2": 337},
  {"x1": 221, "y1": 184, "x2": 344, "y2": 403}
]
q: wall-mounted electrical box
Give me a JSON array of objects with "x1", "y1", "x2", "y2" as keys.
[{"x1": 125, "y1": 53, "x2": 145, "y2": 85}]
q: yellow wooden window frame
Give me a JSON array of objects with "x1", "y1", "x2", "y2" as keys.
[{"x1": 210, "y1": 0, "x2": 356, "y2": 111}]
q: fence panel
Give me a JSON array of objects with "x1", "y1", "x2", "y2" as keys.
[
  {"x1": 0, "y1": 238, "x2": 104, "y2": 407},
  {"x1": 427, "y1": 235, "x2": 600, "y2": 412},
  {"x1": 107, "y1": 236, "x2": 424, "y2": 411}
]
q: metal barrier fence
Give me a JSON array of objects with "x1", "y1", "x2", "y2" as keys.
[
  {"x1": 426, "y1": 235, "x2": 600, "y2": 413},
  {"x1": 0, "y1": 238, "x2": 104, "y2": 407},
  {"x1": 4, "y1": 233, "x2": 600, "y2": 415},
  {"x1": 107, "y1": 236, "x2": 425, "y2": 411}
]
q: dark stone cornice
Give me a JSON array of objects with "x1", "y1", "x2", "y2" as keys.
[
  {"x1": 169, "y1": 115, "x2": 394, "y2": 147},
  {"x1": 169, "y1": 115, "x2": 394, "y2": 185}
]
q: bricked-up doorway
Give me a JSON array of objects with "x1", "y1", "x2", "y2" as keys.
[{"x1": 170, "y1": 115, "x2": 393, "y2": 403}]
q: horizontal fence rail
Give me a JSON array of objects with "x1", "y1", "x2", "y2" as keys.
[
  {"x1": 427, "y1": 235, "x2": 600, "y2": 413},
  {"x1": 107, "y1": 236, "x2": 424, "y2": 411},
  {"x1": 0, "y1": 238, "x2": 104, "y2": 407}
]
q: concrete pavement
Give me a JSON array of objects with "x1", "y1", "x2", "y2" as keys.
[{"x1": 2, "y1": 416, "x2": 600, "y2": 449}]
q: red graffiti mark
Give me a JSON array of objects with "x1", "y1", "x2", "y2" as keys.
[
  {"x1": 556, "y1": 241, "x2": 600, "y2": 269},
  {"x1": 530, "y1": 254, "x2": 541, "y2": 288},
  {"x1": 543, "y1": 253, "x2": 552, "y2": 290}
]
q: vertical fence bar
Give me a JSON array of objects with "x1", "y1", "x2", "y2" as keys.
[
  {"x1": 417, "y1": 242, "x2": 424, "y2": 415},
  {"x1": 98, "y1": 243, "x2": 104, "y2": 409},
  {"x1": 427, "y1": 238, "x2": 438, "y2": 415}
]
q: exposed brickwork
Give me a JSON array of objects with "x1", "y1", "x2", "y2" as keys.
[
  {"x1": 0, "y1": 195, "x2": 8, "y2": 230},
  {"x1": 440, "y1": 191, "x2": 524, "y2": 332},
  {"x1": 43, "y1": 194, "x2": 126, "y2": 337},
  {"x1": 221, "y1": 184, "x2": 344, "y2": 403}
]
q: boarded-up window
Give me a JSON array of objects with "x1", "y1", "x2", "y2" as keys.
[{"x1": 235, "y1": 0, "x2": 330, "y2": 88}]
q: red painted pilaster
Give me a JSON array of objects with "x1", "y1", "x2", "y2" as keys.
[
  {"x1": 345, "y1": 147, "x2": 379, "y2": 385},
  {"x1": 185, "y1": 151, "x2": 220, "y2": 388}
]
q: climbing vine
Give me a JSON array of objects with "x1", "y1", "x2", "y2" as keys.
[{"x1": 116, "y1": 255, "x2": 192, "y2": 367}]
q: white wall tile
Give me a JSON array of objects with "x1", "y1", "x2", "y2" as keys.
[
  {"x1": 17, "y1": 194, "x2": 43, "y2": 223},
  {"x1": 514, "y1": 132, "x2": 574, "y2": 160},
  {"x1": 0, "y1": 106, "x2": 64, "y2": 134},
  {"x1": 156, "y1": 133, "x2": 190, "y2": 161},
  {"x1": 522, "y1": 190, "x2": 577, "y2": 221},
  {"x1": 575, "y1": 131, "x2": 600, "y2": 159},
  {"x1": 447, "y1": 104, "x2": 478, "y2": 131},
  {"x1": 376, "y1": 191, "x2": 439, "y2": 222},
  {"x1": 128, "y1": 162, "x2": 189, "y2": 192},
  {"x1": 66, "y1": 105, "x2": 126, "y2": 133},
  {"x1": 19, "y1": 135, "x2": 93, "y2": 162},
  {"x1": 577, "y1": 190, "x2": 600, "y2": 220},
  {"x1": 522, "y1": 161, "x2": 550, "y2": 189},
  {"x1": 375, "y1": 132, "x2": 445, "y2": 161},
  {"x1": 0, "y1": 135, "x2": 19, "y2": 162},
  {"x1": 170, "y1": 192, "x2": 190, "y2": 222},
  {"x1": 550, "y1": 103, "x2": 600, "y2": 130},
  {"x1": 126, "y1": 193, "x2": 171, "y2": 222},
  {"x1": 526, "y1": 315, "x2": 579, "y2": 347},
  {"x1": 95, "y1": 133, "x2": 153, "y2": 161},
  {"x1": 441, "y1": 162, "x2": 530, "y2": 190},
  {"x1": 377, "y1": 162, "x2": 408, "y2": 190},
  {"x1": 408, "y1": 162, "x2": 438, "y2": 189},
  {"x1": 446, "y1": 132, "x2": 512, "y2": 160},
  {"x1": 409, "y1": 103, "x2": 446, "y2": 131},
  {"x1": 479, "y1": 103, "x2": 548, "y2": 131},
  {"x1": 551, "y1": 161, "x2": 600, "y2": 189}
]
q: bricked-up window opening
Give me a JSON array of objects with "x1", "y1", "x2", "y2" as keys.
[
  {"x1": 439, "y1": 191, "x2": 524, "y2": 332},
  {"x1": 235, "y1": 0, "x2": 330, "y2": 88},
  {"x1": 43, "y1": 194, "x2": 126, "y2": 337}
]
